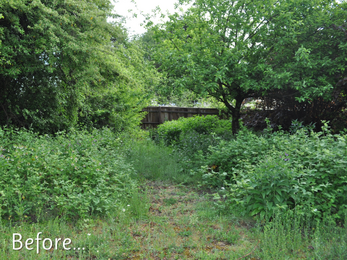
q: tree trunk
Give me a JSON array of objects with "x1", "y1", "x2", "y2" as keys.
[
  {"x1": 231, "y1": 97, "x2": 243, "y2": 135},
  {"x1": 219, "y1": 86, "x2": 245, "y2": 135}
]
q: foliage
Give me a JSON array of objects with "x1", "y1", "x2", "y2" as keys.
[
  {"x1": 0, "y1": 127, "x2": 137, "y2": 221},
  {"x1": 261, "y1": 0, "x2": 347, "y2": 102},
  {"x1": 173, "y1": 131, "x2": 223, "y2": 175},
  {"x1": 244, "y1": 0, "x2": 347, "y2": 133},
  {"x1": 150, "y1": 89, "x2": 224, "y2": 108},
  {"x1": 136, "y1": 29, "x2": 221, "y2": 108},
  {"x1": 226, "y1": 156, "x2": 300, "y2": 221},
  {"x1": 250, "y1": 91, "x2": 347, "y2": 134},
  {"x1": 152, "y1": 116, "x2": 233, "y2": 179},
  {"x1": 147, "y1": 0, "x2": 347, "y2": 134},
  {"x1": 257, "y1": 210, "x2": 347, "y2": 259},
  {"x1": 310, "y1": 215, "x2": 347, "y2": 259},
  {"x1": 120, "y1": 134, "x2": 202, "y2": 184},
  {"x1": 0, "y1": 0, "x2": 158, "y2": 133},
  {"x1": 289, "y1": 119, "x2": 316, "y2": 134},
  {"x1": 197, "y1": 122, "x2": 347, "y2": 221},
  {"x1": 0, "y1": 126, "x2": 346, "y2": 258},
  {"x1": 156, "y1": 115, "x2": 232, "y2": 146},
  {"x1": 78, "y1": 40, "x2": 159, "y2": 132}
]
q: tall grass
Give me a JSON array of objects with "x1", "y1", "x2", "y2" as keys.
[
  {"x1": 255, "y1": 211, "x2": 347, "y2": 259},
  {"x1": 120, "y1": 136, "x2": 203, "y2": 184}
]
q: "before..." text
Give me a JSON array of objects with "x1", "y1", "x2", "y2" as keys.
[{"x1": 13, "y1": 232, "x2": 72, "y2": 253}]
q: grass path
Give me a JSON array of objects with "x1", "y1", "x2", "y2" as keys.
[
  {"x1": 122, "y1": 180, "x2": 258, "y2": 260},
  {"x1": 0, "y1": 179, "x2": 256, "y2": 260},
  {"x1": 2, "y1": 180, "x2": 344, "y2": 259},
  {"x1": 4, "y1": 179, "x2": 334, "y2": 259}
]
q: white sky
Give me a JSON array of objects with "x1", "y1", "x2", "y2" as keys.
[
  {"x1": 111, "y1": 0, "x2": 182, "y2": 36},
  {"x1": 110, "y1": 0, "x2": 346, "y2": 36}
]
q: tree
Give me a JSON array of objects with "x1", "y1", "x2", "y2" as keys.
[
  {"x1": 134, "y1": 29, "x2": 200, "y2": 107},
  {"x1": 0, "y1": 8, "x2": 5, "y2": 66},
  {"x1": 261, "y1": 0, "x2": 347, "y2": 101},
  {"x1": 0, "y1": 0, "x2": 158, "y2": 133},
  {"x1": 79, "y1": 37, "x2": 160, "y2": 131},
  {"x1": 253, "y1": 0, "x2": 347, "y2": 132},
  {"x1": 148, "y1": 0, "x2": 346, "y2": 134}
]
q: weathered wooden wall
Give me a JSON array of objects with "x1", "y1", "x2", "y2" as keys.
[{"x1": 141, "y1": 106, "x2": 222, "y2": 129}]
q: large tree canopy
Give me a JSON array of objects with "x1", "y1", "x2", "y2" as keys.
[
  {"x1": 148, "y1": 0, "x2": 347, "y2": 134},
  {"x1": 253, "y1": 0, "x2": 347, "y2": 131},
  {"x1": 0, "y1": 0, "x2": 159, "y2": 133},
  {"x1": 261, "y1": 0, "x2": 347, "y2": 101}
]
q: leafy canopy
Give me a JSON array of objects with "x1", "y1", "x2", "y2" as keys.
[
  {"x1": 148, "y1": 0, "x2": 346, "y2": 133},
  {"x1": 0, "y1": 0, "x2": 159, "y2": 133}
]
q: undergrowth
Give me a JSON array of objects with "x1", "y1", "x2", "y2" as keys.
[
  {"x1": 156, "y1": 117, "x2": 347, "y2": 223},
  {"x1": 0, "y1": 121, "x2": 346, "y2": 259},
  {"x1": 0, "y1": 127, "x2": 137, "y2": 222}
]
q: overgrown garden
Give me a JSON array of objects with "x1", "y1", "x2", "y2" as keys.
[{"x1": 1, "y1": 0, "x2": 347, "y2": 259}]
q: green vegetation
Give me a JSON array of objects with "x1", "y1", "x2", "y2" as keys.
[
  {"x1": 0, "y1": 124, "x2": 347, "y2": 259},
  {"x1": 147, "y1": 0, "x2": 347, "y2": 134},
  {"x1": 0, "y1": 127, "x2": 137, "y2": 222},
  {"x1": 155, "y1": 116, "x2": 347, "y2": 223},
  {"x1": 0, "y1": 0, "x2": 159, "y2": 133},
  {"x1": 1, "y1": 0, "x2": 347, "y2": 259},
  {"x1": 155, "y1": 115, "x2": 232, "y2": 145}
]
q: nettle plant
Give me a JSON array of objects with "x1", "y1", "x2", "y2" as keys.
[
  {"x1": 205, "y1": 121, "x2": 347, "y2": 222},
  {"x1": 0, "y1": 127, "x2": 137, "y2": 222},
  {"x1": 227, "y1": 154, "x2": 300, "y2": 220}
]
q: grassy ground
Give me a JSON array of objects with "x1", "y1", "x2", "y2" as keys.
[
  {"x1": 3, "y1": 177, "x2": 346, "y2": 259},
  {"x1": 1, "y1": 136, "x2": 346, "y2": 259},
  {"x1": 0, "y1": 179, "x2": 259, "y2": 259},
  {"x1": 125, "y1": 180, "x2": 257, "y2": 259}
]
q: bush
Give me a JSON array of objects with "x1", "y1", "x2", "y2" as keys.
[
  {"x1": 200, "y1": 122, "x2": 347, "y2": 221},
  {"x1": 0, "y1": 127, "x2": 137, "y2": 222},
  {"x1": 173, "y1": 131, "x2": 220, "y2": 173},
  {"x1": 226, "y1": 156, "x2": 301, "y2": 221},
  {"x1": 156, "y1": 115, "x2": 232, "y2": 146},
  {"x1": 202, "y1": 128, "x2": 269, "y2": 179},
  {"x1": 153, "y1": 115, "x2": 233, "y2": 176}
]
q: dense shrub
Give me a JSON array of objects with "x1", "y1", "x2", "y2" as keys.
[
  {"x1": 202, "y1": 129, "x2": 269, "y2": 178},
  {"x1": 152, "y1": 115, "x2": 233, "y2": 175},
  {"x1": 199, "y1": 121, "x2": 347, "y2": 221},
  {"x1": 156, "y1": 115, "x2": 232, "y2": 146},
  {"x1": 0, "y1": 127, "x2": 137, "y2": 222}
]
